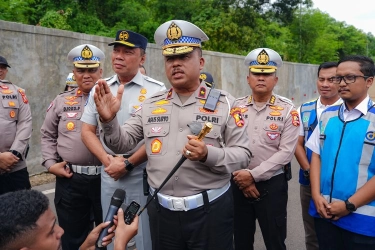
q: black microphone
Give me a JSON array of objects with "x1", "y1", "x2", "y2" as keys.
[{"x1": 97, "y1": 188, "x2": 126, "y2": 247}]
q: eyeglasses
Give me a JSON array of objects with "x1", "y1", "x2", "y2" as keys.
[
  {"x1": 75, "y1": 68, "x2": 99, "y2": 74},
  {"x1": 333, "y1": 75, "x2": 372, "y2": 84}
]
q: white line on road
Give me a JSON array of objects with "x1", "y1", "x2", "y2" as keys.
[{"x1": 42, "y1": 188, "x2": 55, "y2": 195}]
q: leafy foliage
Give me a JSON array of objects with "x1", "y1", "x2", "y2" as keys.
[{"x1": 1, "y1": 0, "x2": 375, "y2": 62}]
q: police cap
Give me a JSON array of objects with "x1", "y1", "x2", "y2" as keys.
[
  {"x1": 244, "y1": 48, "x2": 282, "y2": 73},
  {"x1": 108, "y1": 30, "x2": 148, "y2": 50}
]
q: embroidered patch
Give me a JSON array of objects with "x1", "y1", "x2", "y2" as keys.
[
  {"x1": 152, "y1": 107, "x2": 167, "y2": 114},
  {"x1": 1, "y1": 89, "x2": 12, "y2": 94},
  {"x1": 66, "y1": 122, "x2": 75, "y2": 131},
  {"x1": 65, "y1": 96, "x2": 78, "y2": 101},
  {"x1": 151, "y1": 127, "x2": 162, "y2": 133},
  {"x1": 151, "y1": 139, "x2": 162, "y2": 154},
  {"x1": 66, "y1": 112, "x2": 78, "y2": 118},
  {"x1": 269, "y1": 105, "x2": 284, "y2": 111},
  {"x1": 140, "y1": 88, "x2": 147, "y2": 94},
  {"x1": 230, "y1": 107, "x2": 248, "y2": 127},
  {"x1": 155, "y1": 100, "x2": 169, "y2": 106},
  {"x1": 269, "y1": 111, "x2": 281, "y2": 116},
  {"x1": 65, "y1": 101, "x2": 79, "y2": 106},
  {"x1": 290, "y1": 110, "x2": 300, "y2": 127},
  {"x1": 267, "y1": 132, "x2": 280, "y2": 140},
  {"x1": 9, "y1": 110, "x2": 16, "y2": 118},
  {"x1": 269, "y1": 123, "x2": 278, "y2": 130},
  {"x1": 366, "y1": 131, "x2": 375, "y2": 141},
  {"x1": 0, "y1": 85, "x2": 9, "y2": 89},
  {"x1": 8, "y1": 101, "x2": 15, "y2": 107}
]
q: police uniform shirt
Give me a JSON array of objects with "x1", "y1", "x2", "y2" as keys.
[
  {"x1": 101, "y1": 81, "x2": 252, "y2": 197},
  {"x1": 235, "y1": 94, "x2": 299, "y2": 182},
  {"x1": 41, "y1": 88, "x2": 101, "y2": 169},
  {"x1": 306, "y1": 95, "x2": 370, "y2": 155},
  {"x1": 81, "y1": 71, "x2": 166, "y2": 154},
  {"x1": 298, "y1": 97, "x2": 342, "y2": 136},
  {"x1": 0, "y1": 80, "x2": 32, "y2": 173}
]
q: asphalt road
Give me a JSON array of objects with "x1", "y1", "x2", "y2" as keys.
[{"x1": 32, "y1": 157, "x2": 305, "y2": 250}]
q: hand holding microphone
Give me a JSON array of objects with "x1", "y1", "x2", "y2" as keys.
[{"x1": 97, "y1": 188, "x2": 125, "y2": 248}]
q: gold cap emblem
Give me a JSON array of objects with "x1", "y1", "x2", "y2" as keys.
[
  {"x1": 200, "y1": 73, "x2": 207, "y2": 80},
  {"x1": 167, "y1": 22, "x2": 182, "y2": 41},
  {"x1": 257, "y1": 49, "x2": 270, "y2": 65},
  {"x1": 119, "y1": 31, "x2": 129, "y2": 41},
  {"x1": 81, "y1": 45, "x2": 93, "y2": 60}
]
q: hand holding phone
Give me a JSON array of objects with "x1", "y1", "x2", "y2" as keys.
[{"x1": 124, "y1": 201, "x2": 140, "y2": 225}]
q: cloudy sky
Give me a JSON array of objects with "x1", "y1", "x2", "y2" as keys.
[{"x1": 312, "y1": 0, "x2": 375, "y2": 35}]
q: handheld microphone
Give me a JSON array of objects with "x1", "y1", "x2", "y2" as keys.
[{"x1": 96, "y1": 188, "x2": 126, "y2": 247}]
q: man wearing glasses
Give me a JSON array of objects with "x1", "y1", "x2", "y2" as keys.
[
  {"x1": 41, "y1": 44, "x2": 104, "y2": 250},
  {"x1": 232, "y1": 48, "x2": 299, "y2": 250},
  {"x1": 294, "y1": 61, "x2": 342, "y2": 250},
  {"x1": 306, "y1": 55, "x2": 375, "y2": 249}
]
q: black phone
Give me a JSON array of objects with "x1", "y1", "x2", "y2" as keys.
[
  {"x1": 203, "y1": 89, "x2": 221, "y2": 111},
  {"x1": 124, "y1": 201, "x2": 140, "y2": 225}
]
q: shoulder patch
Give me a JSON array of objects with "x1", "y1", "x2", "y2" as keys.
[
  {"x1": 276, "y1": 95, "x2": 294, "y2": 106},
  {"x1": 236, "y1": 95, "x2": 248, "y2": 101},
  {"x1": 143, "y1": 76, "x2": 165, "y2": 87}
]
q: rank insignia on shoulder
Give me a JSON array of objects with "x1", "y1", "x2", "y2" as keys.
[
  {"x1": 66, "y1": 121, "x2": 75, "y2": 131},
  {"x1": 269, "y1": 95, "x2": 276, "y2": 104},
  {"x1": 151, "y1": 139, "x2": 162, "y2": 154},
  {"x1": 9, "y1": 110, "x2": 16, "y2": 118},
  {"x1": 167, "y1": 88, "x2": 173, "y2": 99}
]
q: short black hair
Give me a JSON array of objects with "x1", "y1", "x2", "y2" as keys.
[
  {"x1": 317, "y1": 61, "x2": 337, "y2": 76},
  {"x1": 0, "y1": 190, "x2": 49, "y2": 249},
  {"x1": 338, "y1": 55, "x2": 375, "y2": 77}
]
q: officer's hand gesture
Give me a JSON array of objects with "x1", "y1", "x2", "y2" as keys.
[
  {"x1": 312, "y1": 194, "x2": 332, "y2": 219},
  {"x1": 0, "y1": 152, "x2": 19, "y2": 171},
  {"x1": 48, "y1": 161, "x2": 73, "y2": 178},
  {"x1": 94, "y1": 79, "x2": 123, "y2": 123},
  {"x1": 183, "y1": 135, "x2": 208, "y2": 161},
  {"x1": 233, "y1": 169, "x2": 254, "y2": 190},
  {"x1": 241, "y1": 182, "x2": 260, "y2": 199},
  {"x1": 105, "y1": 155, "x2": 127, "y2": 181}
]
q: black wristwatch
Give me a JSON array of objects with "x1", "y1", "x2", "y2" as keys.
[
  {"x1": 345, "y1": 199, "x2": 357, "y2": 212},
  {"x1": 124, "y1": 159, "x2": 134, "y2": 172},
  {"x1": 303, "y1": 169, "x2": 310, "y2": 179}
]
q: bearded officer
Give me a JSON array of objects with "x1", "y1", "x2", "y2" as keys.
[
  {"x1": 0, "y1": 56, "x2": 32, "y2": 195},
  {"x1": 93, "y1": 20, "x2": 251, "y2": 250},
  {"x1": 41, "y1": 44, "x2": 104, "y2": 250},
  {"x1": 232, "y1": 48, "x2": 300, "y2": 250}
]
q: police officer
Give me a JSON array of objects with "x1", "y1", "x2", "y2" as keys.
[
  {"x1": 81, "y1": 30, "x2": 165, "y2": 250},
  {"x1": 294, "y1": 61, "x2": 342, "y2": 250},
  {"x1": 199, "y1": 71, "x2": 215, "y2": 88},
  {"x1": 0, "y1": 56, "x2": 32, "y2": 195},
  {"x1": 64, "y1": 72, "x2": 78, "y2": 91},
  {"x1": 40, "y1": 44, "x2": 104, "y2": 250},
  {"x1": 93, "y1": 20, "x2": 251, "y2": 250},
  {"x1": 232, "y1": 48, "x2": 299, "y2": 250}
]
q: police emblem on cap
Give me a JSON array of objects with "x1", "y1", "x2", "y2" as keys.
[
  {"x1": 257, "y1": 49, "x2": 269, "y2": 65},
  {"x1": 119, "y1": 31, "x2": 129, "y2": 41},
  {"x1": 167, "y1": 23, "x2": 182, "y2": 41},
  {"x1": 200, "y1": 73, "x2": 207, "y2": 80},
  {"x1": 81, "y1": 45, "x2": 93, "y2": 60}
]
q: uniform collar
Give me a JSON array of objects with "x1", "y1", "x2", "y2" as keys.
[
  {"x1": 165, "y1": 81, "x2": 209, "y2": 100},
  {"x1": 317, "y1": 96, "x2": 342, "y2": 109},
  {"x1": 108, "y1": 71, "x2": 144, "y2": 87},
  {"x1": 341, "y1": 95, "x2": 371, "y2": 116},
  {"x1": 247, "y1": 94, "x2": 277, "y2": 106}
]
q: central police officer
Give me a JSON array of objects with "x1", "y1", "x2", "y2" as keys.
[
  {"x1": 93, "y1": 20, "x2": 251, "y2": 250},
  {"x1": 41, "y1": 44, "x2": 104, "y2": 250}
]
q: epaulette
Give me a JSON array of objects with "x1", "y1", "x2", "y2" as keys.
[
  {"x1": 0, "y1": 79, "x2": 11, "y2": 84},
  {"x1": 143, "y1": 75, "x2": 165, "y2": 86},
  {"x1": 148, "y1": 89, "x2": 168, "y2": 100},
  {"x1": 235, "y1": 95, "x2": 248, "y2": 101},
  {"x1": 104, "y1": 76, "x2": 114, "y2": 81},
  {"x1": 58, "y1": 88, "x2": 74, "y2": 96},
  {"x1": 276, "y1": 95, "x2": 294, "y2": 106}
]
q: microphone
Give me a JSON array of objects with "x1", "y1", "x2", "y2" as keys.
[{"x1": 96, "y1": 188, "x2": 126, "y2": 247}]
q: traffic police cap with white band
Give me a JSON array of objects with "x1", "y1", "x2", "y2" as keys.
[
  {"x1": 67, "y1": 44, "x2": 104, "y2": 69},
  {"x1": 244, "y1": 48, "x2": 282, "y2": 73},
  {"x1": 66, "y1": 73, "x2": 77, "y2": 88},
  {"x1": 154, "y1": 20, "x2": 209, "y2": 56},
  {"x1": 108, "y1": 30, "x2": 148, "y2": 50}
]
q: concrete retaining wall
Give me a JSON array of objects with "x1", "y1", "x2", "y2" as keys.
[{"x1": 1, "y1": 20, "x2": 365, "y2": 175}]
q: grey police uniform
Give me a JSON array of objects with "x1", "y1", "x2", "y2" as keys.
[
  {"x1": 0, "y1": 80, "x2": 32, "y2": 194},
  {"x1": 100, "y1": 81, "x2": 251, "y2": 249},
  {"x1": 41, "y1": 87, "x2": 103, "y2": 250},
  {"x1": 81, "y1": 71, "x2": 165, "y2": 250}
]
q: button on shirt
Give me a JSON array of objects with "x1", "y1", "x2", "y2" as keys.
[{"x1": 306, "y1": 95, "x2": 370, "y2": 154}]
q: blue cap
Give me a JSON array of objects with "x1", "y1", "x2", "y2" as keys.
[
  {"x1": 199, "y1": 72, "x2": 214, "y2": 87},
  {"x1": 108, "y1": 30, "x2": 148, "y2": 50}
]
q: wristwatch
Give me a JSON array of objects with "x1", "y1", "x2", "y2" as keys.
[
  {"x1": 124, "y1": 159, "x2": 134, "y2": 172},
  {"x1": 303, "y1": 169, "x2": 310, "y2": 179},
  {"x1": 345, "y1": 199, "x2": 357, "y2": 212}
]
